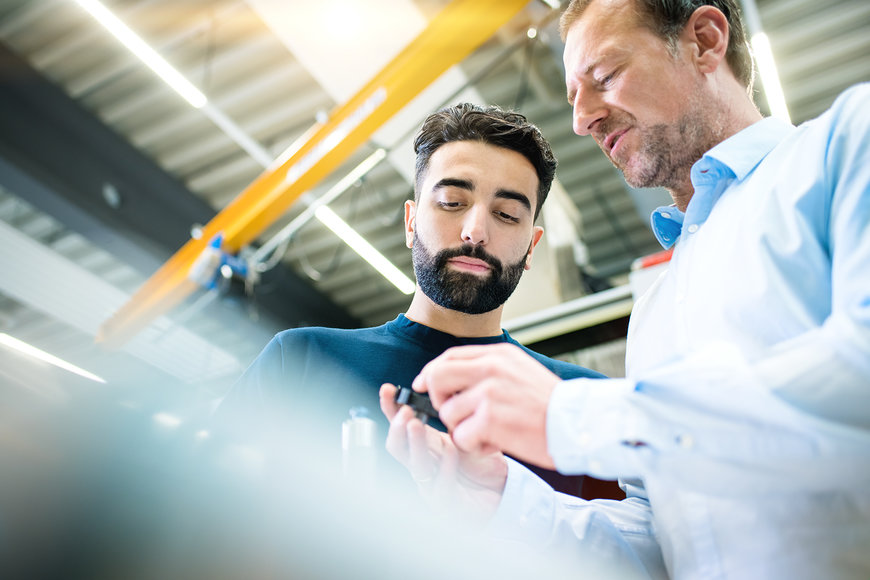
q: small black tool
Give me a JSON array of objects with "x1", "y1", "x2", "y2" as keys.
[{"x1": 394, "y1": 385, "x2": 439, "y2": 424}]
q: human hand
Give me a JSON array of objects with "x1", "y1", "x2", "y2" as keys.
[
  {"x1": 379, "y1": 383, "x2": 508, "y2": 519},
  {"x1": 412, "y1": 343, "x2": 560, "y2": 469}
]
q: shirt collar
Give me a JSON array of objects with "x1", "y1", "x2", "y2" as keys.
[
  {"x1": 702, "y1": 116, "x2": 795, "y2": 181},
  {"x1": 650, "y1": 117, "x2": 795, "y2": 249},
  {"x1": 651, "y1": 205, "x2": 684, "y2": 249}
]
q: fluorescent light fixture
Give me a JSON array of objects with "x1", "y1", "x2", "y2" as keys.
[
  {"x1": 71, "y1": 0, "x2": 208, "y2": 108},
  {"x1": 751, "y1": 32, "x2": 791, "y2": 123},
  {"x1": 0, "y1": 332, "x2": 106, "y2": 384},
  {"x1": 314, "y1": 206, "x2": 416, "y2": 295}
]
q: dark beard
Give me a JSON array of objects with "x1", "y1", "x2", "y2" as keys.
[{"x1": 412, "y1": 233, "x2": 527, "y2": 315}]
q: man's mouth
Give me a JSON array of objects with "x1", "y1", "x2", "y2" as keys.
[
  {"x1": 604, "y1": 128, "x2": 629, "y2": 156},
  {"x1": 447, "y1": 257, "x2": 492, "y2": 274}
]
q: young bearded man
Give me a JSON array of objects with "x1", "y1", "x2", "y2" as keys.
[{"x1": 216, "y1": 103, "x2": 604, "y2": 495}]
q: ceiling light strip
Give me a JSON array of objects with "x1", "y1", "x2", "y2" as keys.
[
  {"x1": 72, "y1": 0, "x2": 207, "y2": 108},
  {"x1": 0, "y1": 332, "x2": 107, "y2": 383},
  {"x1": 315, "y1": 206, "x2": 415, "y2": 295},
  {"x1": 749, "y1": 33, "x2": 790, "y2": 123},
  {"x1": 740, "y1": 0, "x2": 791, "y2": 123}
]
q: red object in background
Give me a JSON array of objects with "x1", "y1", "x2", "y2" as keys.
[
  {"x1": 523, "y1": 464, "x2": 626, "y2": 501},
  {"x1": 633, "y1": 247, "x2": 674, "y2": 270}
]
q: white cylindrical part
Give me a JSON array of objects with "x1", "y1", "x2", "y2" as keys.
[{"x1": 341, "y1": 408, "x2": 378, "y2": 487}]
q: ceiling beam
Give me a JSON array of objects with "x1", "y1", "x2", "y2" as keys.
[{"x1": 0, "y1": 40, "x2": 359, "y2": 334}]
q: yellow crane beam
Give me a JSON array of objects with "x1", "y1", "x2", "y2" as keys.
[{"x1": 97, "y1": 0, "x2": 532, "y2": 348}]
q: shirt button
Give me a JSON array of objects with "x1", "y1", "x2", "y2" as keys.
[
  {"x1": 589, "y1": 460, "x2": 602, "y2": 472},
  {"x1": 660, "y1": 211, "x2": 671, "y2": 219},
  {"x1": 687, "y1": 224, "x2": 699, "y2": 233}
]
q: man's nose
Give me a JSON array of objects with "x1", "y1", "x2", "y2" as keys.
[
  {"x1": 461, "y1": 205, "x2": 489, "y2": 245},
  {"x1": 572, "y1": 87, "x2": 607, "y2": 136}
]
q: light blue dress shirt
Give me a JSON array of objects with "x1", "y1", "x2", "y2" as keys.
[{"x1": 489, "y1": 84, "x2": 870, "y2": 579}]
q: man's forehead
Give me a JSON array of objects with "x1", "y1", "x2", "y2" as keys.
[
  {"x1": 586, "y1": 0, "x2": 639, "y2": 18},
  {"x1": 564, "y1": 0, "x2": 649, "y2": 71},
  {"x1": 428, "y1": 140, "x2": 527, "y2": 170},
  {"x1": 423, "y1": 142, "x2": 539, "y2": 204}
]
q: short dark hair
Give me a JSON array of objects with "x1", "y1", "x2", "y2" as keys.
[
  {"x1": 559, "y1": 0, "x2": 754, "y2": 90},
  {"x1": 413, "y1": 103, "x2": 557, "y2": 220}
]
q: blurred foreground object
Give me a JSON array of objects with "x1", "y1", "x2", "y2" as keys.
[{"x1": 0, "y1": 368, "x2": 617, "y2": 579}]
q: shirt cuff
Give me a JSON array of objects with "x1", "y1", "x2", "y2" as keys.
[
  {"x1": 547, "y1": 377, "x2": 644, "y2": 479},
  {"x1": 486, "y1": 457, "x2": 558, "y2": 546}
]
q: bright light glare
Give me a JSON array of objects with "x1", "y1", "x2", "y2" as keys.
[
  {"x1": 325, "y1": 1, "x2": 367, "y2": 41},
  {"x1": 751, "y1": 33, "x2": 791, "y2": 123},
  {"x1": 315, "y1": 206, "x2": 416, "y2": 295},
  {"x1": 72, "y1": 0, "x2": 208, "y2": 108},
  {"x1": 153, "y1": 412, "x2": 183, "y2": 429},
  {"x1": 0, "y1": 332, "x2": 106, "y2": 384}
]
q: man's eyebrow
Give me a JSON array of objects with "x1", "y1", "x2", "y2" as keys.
[
  {"x1": 433, "y1": 177, "x2": 473, "y2": 191},
  {"x1": 496, "y1": 189, "x2": 532, "y2": 213},
  {"x1": 566, "y1": 58, "x2": 602, "y2": 103},
  {"x1": 583, "y1": 57, "x2": 602, "y2": 76}
]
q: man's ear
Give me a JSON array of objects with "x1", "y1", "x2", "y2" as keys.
[
  {"x1": 524, "y1": 226, "x2": 545, "y2": 270},
  {"x1": 684, "y1": 5, "x2": 729, "y2": 76},
  {"x1": 404, "y1": 199, "x2": 416, "y2": 248}
]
